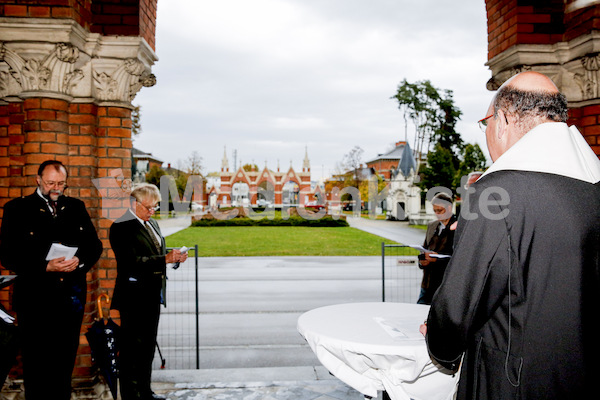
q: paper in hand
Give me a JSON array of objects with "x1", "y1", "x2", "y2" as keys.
[
  {"x1": 429, "y1": 253, "x2": 451, "y2": 259},
  {"x1": 46, "y1": 243, "x2": 78, "y2": 261},
  {"x1": 172, "y1": 246, "x2": 189, "y2": 270},
  {"x1": 408, "y1": 244, "x2": 450, "y2": 258}
]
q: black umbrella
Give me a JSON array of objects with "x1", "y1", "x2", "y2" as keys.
[
  {"x1": 0, "y1": 275, "x2": 18, "y2": 387},
  {"x1": 85, "y1": 293, "x2": 120, "y2": 400}
]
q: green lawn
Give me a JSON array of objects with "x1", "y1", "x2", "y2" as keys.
[{"x1": 165, "y1": 226, "x2": 400, "y2": 257}]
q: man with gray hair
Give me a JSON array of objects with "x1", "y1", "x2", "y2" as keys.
[
  {"x1": 110, "y1": 183, "x2": 187, "y2": 400},
  {"x1": 422, "y1": 72, "x2": 600, "y2": 399}
]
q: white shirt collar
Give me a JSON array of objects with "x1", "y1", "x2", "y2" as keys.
[
  {"x1": 481, "y1": 122, "x2": 600, "y2": 184},
  {"x1": 131, "y1": 209, "x2": 147, "y2": 226},
  {"x1": 36, "y1": 187, "x2": 48, "y2": 202}
]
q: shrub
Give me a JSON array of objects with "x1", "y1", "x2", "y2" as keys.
[{"x1": 191, "y1": 215, "x2": 348, "y2": 227}]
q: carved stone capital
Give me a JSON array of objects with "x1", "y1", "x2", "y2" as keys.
[
  {"x1": 486, "y1": 32, "x2": 600, "y2": 105},
  {"x1": 0, "y1": 18, "x2": 158, "y2": 104}
]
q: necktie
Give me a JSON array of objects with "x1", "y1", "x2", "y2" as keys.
[
  {"x1": 144, "y1": 222, "x2": 161, "y2": 252},
  {"x1": 50, "y1": 200, "x2": 58, "y2": 217}
]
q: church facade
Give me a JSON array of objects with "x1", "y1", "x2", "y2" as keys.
[{"x1": 211, "y1": 147, "x2": 314, "y2": 207}]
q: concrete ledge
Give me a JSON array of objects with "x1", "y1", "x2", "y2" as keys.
[{"x1": 152, "y1": 366, "x2": 336, "y2": 389}]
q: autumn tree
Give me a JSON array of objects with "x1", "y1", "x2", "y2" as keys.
[{"x1": 341, "y1": 146, "x2": 364, "y2": 188}]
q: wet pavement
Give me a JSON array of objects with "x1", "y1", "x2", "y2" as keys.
[{"x1": 151, "y1": 367, "x2": 374, "y2": 399}]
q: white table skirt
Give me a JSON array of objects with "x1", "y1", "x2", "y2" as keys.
[{"x1": 297, "y1": 302, "x2": 458, "y2": 400}]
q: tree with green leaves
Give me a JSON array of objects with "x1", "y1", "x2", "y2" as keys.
[
  {"x1": 419, "y1": 143, "x2": 456, "y2": 191},
  {"x1": 145, "y1": 165, "x2": 165, "y2": 186},
  {"x1": 131, "y1": 105, "x2": 142, "y2": 137},
  {"x1": 453, "y1": 143, "x2": 488, "y2": 188},
  {"x1": 392, "y1": 79, "x2": 463, "y2": 166}
]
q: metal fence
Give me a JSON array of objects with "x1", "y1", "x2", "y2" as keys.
[
  {"x1": 381, "y1": 244, "x2": 422, "y2": 303},
  {"x1": 152, "y1": 243, "x2": 422, "y2": 370},
  {"x1": 152, "y1": 245, "x2": 200, "y2": 370}
]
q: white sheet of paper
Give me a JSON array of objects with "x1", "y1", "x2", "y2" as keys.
[
  {"x1": 45, "y1": 243, "x2": 78, "y2": 261},
  {"x1": 407, "y1": 244, "x2": 428, "y2": 253},
  {"x1": 429, "y1": 253, "x2": 451, "y2": 259},
  {"x1": 374, "y1": 317, "x2": 424, "y2": 340},
  {"x1": 0, "y1": 308, "x2": 15, "y2": 324}
]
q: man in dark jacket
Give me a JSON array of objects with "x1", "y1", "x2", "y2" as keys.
[
  {"x1": 0, "y1": 160, "x2": 102, "y2": 400},
  {"x1": 110, "y1": 183, "x2": 186, "y2": 400},
  {"x1": 423, "y1": 72, "x2": 600, "y2": 399},
  {"x1": 417, "y1": 192, "x2": 456, "y2": 305}
]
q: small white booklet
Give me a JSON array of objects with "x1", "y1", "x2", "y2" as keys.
[
  {"x1": 407, "y1": 244, "x2": 451, "y2": 259},
  {"x1": 0, "y1": 308, "x2": 15, "y2": 324},
  {"x1": 374, "y1": 317, "x2": 424, "y2": 340},
  {"x1": 45, "y1": 243, "x2": 78, "y2": 261}
]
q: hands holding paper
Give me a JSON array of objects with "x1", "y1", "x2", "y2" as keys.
[
  {"x1": 165, "y1": 247, "x2": 188, "y2": 264},
  {"x1": 419, "y1": 251, "x2": 438, "y2": 267},
  {"x1": 45, "y1": 243, "x2": 80, "y2": 272},
  {"x1": 47, "y1": 256, "x2": 80, "y2": 272}
]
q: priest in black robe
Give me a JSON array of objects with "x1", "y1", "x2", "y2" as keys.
[{"x1": 423, "y1": 71, "x2": 600, "y2": 399}]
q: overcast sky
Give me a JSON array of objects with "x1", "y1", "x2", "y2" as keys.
[{"x1": 133, "y1": 0, "x2": 492, "y2": 181}]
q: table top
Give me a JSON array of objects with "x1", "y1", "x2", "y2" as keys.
[
  {"x1": 298, "y1": 302, "x2": 458, "y2": 400},
  {"x1": 298, "y1": 302, "x2": 428, "y2": 352}
]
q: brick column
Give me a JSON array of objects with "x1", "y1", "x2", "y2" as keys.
[
  {"x1": 569, "y1": 105, "x2": 600, "y2": 157},
  {"x1": 0, "y1": 1, "x2": 158, "y2": 395},
  {"x1": 485, "y1": 0, "x2": 600, "y2": 159}
]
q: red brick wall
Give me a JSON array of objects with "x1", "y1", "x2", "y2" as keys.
[
  {"x1": 0, "y1": 99, "x2": 133, "y2": 377},
  {"x1": 563, "y1": 3, "x2": 600, "y2": 42},
  {"x1": 486, "y1": 0, "x2": 564, "y2": 60},
  {"x1": 0, "y1": 0, "x2": 93, "y2": 30},
  {"x1": 366, "y1": 160, "x2": 398, "y2": 180},
  {"x1": 0, "y1": 0, "x2": 157, "y2": 51},
  {"x1": 91, "y1": 0, "x2": 157, "y2": 50},
  {"x1": 485, "y1": 0, "x2": 600, "y2": 159},
  {"x1": 569, "y1": 106, "x2": 600, "y2": 157}
]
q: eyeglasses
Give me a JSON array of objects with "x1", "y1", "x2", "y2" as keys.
[
  {"x1": 477, "y1": 114, "x2": 494, "y2": 132},
  {"x1": 40, "y1": 179, "x2": 67, "y2": 188},
  {"x1": 139, "y1": 202, "x2": 159, "y2": 213}
]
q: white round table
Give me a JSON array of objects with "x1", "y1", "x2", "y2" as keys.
[{"x1": 297, "y1": 302, "x2": 458, "y2": 400}]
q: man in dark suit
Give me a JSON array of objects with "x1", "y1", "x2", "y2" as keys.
[
  {"x1": 417, "y1": 192, "x2": 456, "y2": 305},
  {"x1": 0, "y1": 160, "x2": 102, "y2": 400},
  {"x1": 110, "y1": 183, "x2": 186, "y2": 400}
]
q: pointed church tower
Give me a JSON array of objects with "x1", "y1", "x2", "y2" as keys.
[
  {"x1": 221, "y1": 146, "x2": 229, "y2": 172},
  {"x1": 302, "y1": 146, "x2": 311, "y2": 173}
]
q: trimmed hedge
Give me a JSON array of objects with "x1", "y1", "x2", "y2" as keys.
[{"x1": 191, "y1": 215, "x2": 349, "y2": 227}]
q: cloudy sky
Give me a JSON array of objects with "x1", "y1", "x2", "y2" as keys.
[{"x1": 133, "y1": 0, "x2": 492, "y2": 181}]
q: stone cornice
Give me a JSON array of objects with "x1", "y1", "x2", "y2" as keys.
[
  {"x1": 485, "y1": 32, "x2": 600, "y2": 105},
  {"x1": 0, "y1": 18, "x2": 158, "y2": 104}
]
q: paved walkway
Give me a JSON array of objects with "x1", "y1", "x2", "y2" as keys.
[{"x1": 152, "y1": 367, "x2": 371, "y2": 399}]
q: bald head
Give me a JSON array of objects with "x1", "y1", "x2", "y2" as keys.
[
  {"x1": 492, "y1": 71, "x2": 568, "y2": 136},
  {"x1": 483, "y1": 72, "x2": 569, "y2": 162},
  {"x1": 502, "y1": 71, "x2": 561, "y2": 94}
]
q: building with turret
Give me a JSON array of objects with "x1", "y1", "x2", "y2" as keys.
[{"x1": 210, "y1": 147, "x2": 314, "y2": 207}]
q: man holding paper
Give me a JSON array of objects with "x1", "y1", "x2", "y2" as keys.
[
  {"x1": 109, "y1": 183, "x2": 187, "y2": 400},
  {"x1": 0, "y1": 160, "x2": 102, "y2": 400}
]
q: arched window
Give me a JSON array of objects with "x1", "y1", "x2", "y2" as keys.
[
  {"x1": 282, "y1": 181, "x2": 299, "y2": 205},
  {"x1": 232, "y1": 182, "x2": 250, "y2": 206}
]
